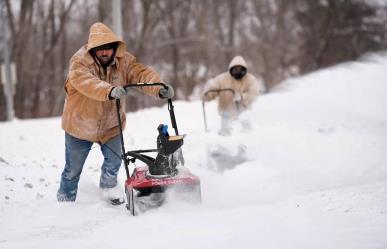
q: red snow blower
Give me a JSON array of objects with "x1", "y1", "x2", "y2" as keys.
[{"x1": 116, "y1": 83, "x2": 201, "y2": 215}]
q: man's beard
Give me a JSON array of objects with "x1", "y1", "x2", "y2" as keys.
[{"x1": 97, "y1": 55, "x2": 114, "y2": 67}]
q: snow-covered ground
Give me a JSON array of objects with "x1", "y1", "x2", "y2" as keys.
[{"x1": 1, "y1": 53, "x2": 387, "y2": 249}]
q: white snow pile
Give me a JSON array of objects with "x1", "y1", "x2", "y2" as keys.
[{"x1": 1, "y1": 53, "x2": 387, "y2": 249}]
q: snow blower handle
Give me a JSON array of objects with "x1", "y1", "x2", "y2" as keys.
[
  {"x1": 115, "y1": 98, "x2": 130, "y2": 179},
  {"x1": 123, "y1": 82, "x2": 167, "y2": 91},
  {"x1": 122, "y1": 83, "x2": 179, "y2": 136}
]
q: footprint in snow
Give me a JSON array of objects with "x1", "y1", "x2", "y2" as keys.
[
  {"x1": 0, "y1": 157, "x2": 9, "y2": 165},
  {"x1": 24, "y1": 183, "x2": 33, "y2": 189}
]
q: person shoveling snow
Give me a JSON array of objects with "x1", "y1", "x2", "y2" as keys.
[{"x1": 202, "y1": 55, "x2": 265, "y2": 135}]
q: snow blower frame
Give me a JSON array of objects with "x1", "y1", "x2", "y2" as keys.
[{"x1": 116, "y1": 83, "x2": 201, "y2": 216}]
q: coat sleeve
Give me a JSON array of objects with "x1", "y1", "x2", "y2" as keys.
[
  {"x1": 202, "y1": 74, "x2": 224, "y2": 101},
  {"x1": 241, "y1": 74, "x2": 261, "y2": 107},
  {"x1": 124, "y1": 55, "x2": 163, "y2": 98},
  {"x1": 67, "y1": 57, "x2": 113, "y2": 101}
]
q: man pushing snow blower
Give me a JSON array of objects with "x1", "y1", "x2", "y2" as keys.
[
  {"x1": 202, "y1": 55, "x2": 265, "y2": 135},
  {"x1": 57, "y1": 22, "x2": 173, "y2": 205}
]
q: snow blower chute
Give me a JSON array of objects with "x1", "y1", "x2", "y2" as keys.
[{"x1": 116, "y1": 83, "x2": 201, "y2": 215}]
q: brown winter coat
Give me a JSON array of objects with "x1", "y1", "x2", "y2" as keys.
[
  {"x1": 62, "y1": 22, "x2": 163, "y2": 144},
  {"x1": 203, "y1": 56, "x2": 263, "y2": 117}
]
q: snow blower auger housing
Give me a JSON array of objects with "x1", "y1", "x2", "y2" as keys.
[{"x1": 116, "y1": 83, "x2": 201, "y2": 216}]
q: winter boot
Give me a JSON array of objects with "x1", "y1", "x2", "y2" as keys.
[{"x1": 100, "y1": 185, "x2": 125, "y2": 205}]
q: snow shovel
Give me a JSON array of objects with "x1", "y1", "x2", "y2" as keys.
[{"x1": 201, "y1": 88, "x2": 236, "y2": 132}]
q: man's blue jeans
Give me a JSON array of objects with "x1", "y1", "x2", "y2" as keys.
[{"x1": 57, "y1": 133, "x2": 122, "y2": 202}]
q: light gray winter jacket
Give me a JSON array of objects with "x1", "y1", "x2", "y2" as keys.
[{"x1": 203, "y1": 56, "x2": 264, "y2": 117}]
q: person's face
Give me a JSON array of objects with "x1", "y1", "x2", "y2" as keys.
[
  {"x1": 230, "y1": 66, "x2": 247, "y2": 80},
  {"x1": 95, "y1": 48, "x2": 114, "y2": 65}
]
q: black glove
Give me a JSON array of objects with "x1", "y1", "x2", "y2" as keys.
[
  {"x1": 110, "y1": 86, "x2": 127, "y2": 99},
  {"x1": 159, "y1": 85, "x2": 174, "y2": 99}
]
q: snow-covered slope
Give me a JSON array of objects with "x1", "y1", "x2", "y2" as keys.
[{"x1": 1, "y1": 53, "x2": 387, "y2": 249}]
